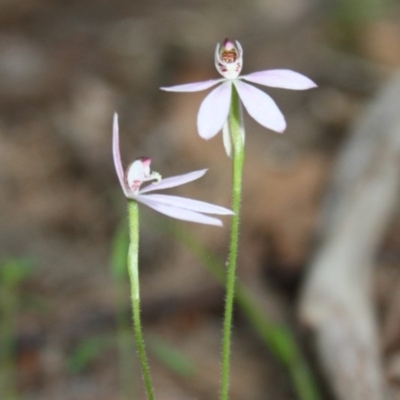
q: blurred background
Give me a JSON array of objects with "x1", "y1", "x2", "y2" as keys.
[{"x1": 1, "y1": 0, "x2": 400, "y2": 399}]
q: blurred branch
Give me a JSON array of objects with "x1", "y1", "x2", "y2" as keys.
[{"x1": 300, "y1": 72, "x2": 400, "y2": 399}]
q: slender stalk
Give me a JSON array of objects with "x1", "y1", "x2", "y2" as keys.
[
  {"x1": 220, "y1": 86, "x2": 245, "y2": 400},
  {"x1": 127, "y1": 200, "x2": 155, "y2": 400},
  {"x1": 153, "y1": 220, "x2": 321, "y2": 400},
  {"x1": 110, "y1": 221, "x2": 137, "y2": 400}
]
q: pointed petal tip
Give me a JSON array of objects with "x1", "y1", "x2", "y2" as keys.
[
  {"x1": 159, "y1": 85, "x2": 182, "y2": 92},
  {"x1": 275, "y1": 120, "x2": 287, "y2": 134},
  {"x1": 204, "y1": 218, "x2": 223, "y2": 227},
  {"x1": 276, "y1": 122, "x2": 286, "y2": 134},
  {"x1": 299, "y1": 78, "x2": 318, "y2": 90},
  {"x1": 204, "y1": 217, "x2": 224, "y2": 227},
  {"x1": 199, "y1": 133, "x2": 213, "y2": 141}
]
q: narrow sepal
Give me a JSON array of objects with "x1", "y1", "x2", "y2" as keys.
[
  {"x1": 141, "y1": 194, "x2": 234, "y2": 215},
  {"x1": 135, "y1": 196, "x2": 223, "y2": 226},
  {"x1": 160, "y1": 79, "x2": 223, "y2": 92},
  {"x1": 242, "y1": 69, "x2": 317, "y2": 90},
  {"x1": 112, "y1": 113, "x2": 129, "y2": 196},
  {"x1": 139, "y1": 169, "x2": 207, "y2": 194}
]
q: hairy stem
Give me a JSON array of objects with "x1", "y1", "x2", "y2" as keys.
[
  {"x1": 127, "y1": 201, "x2": 155, "y2": 400},
  {"x1": 220, "y1": 86, "x2": 244, "y2": 400}
]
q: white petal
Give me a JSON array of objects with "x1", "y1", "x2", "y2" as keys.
[
  {"x1": 242, "y1": 69, "x2": 317, "y2": 90},
  {"x1": 160, "y1": 79, "x2": 223, "y2": 92},
  {"x1": 197, "y1": 81, "x2": 232, "y2": 139},
  {"x1": 136, "y1": 196, "x2": 223, "y2": 226},
  {"x1": 234, "y1": 80, "x2": 286, "y2": 133},
  {"x1": 140, "y1": 169, "x2": 207, "y2": 194},
  {"x1": 222, "y1": 120, "x2": 232, "y2": 157},
  {"x1": 141, "y1": 194, "x2": 233, "y2": 215},
  {"x1": 112, "y1": 113, "x2": 130, "y2": 196}
]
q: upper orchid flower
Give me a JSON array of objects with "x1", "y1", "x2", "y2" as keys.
[
  {"x1": 161, "y1": 39, "x2": 316, "y2": 154},
  {"x1": 112, "y1": 114, "x2": 233, "y2": 226}
]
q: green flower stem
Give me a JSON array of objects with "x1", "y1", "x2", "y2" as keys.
[
  {"x1": 127, "y1": 200, "x2": 155, "y2": 400},
  {"x1": 220, "y1": 86, "x2": 245, "y2": 400},
  {"x1": 110, "y1": 222, "x2": 137, "y2": 400}
]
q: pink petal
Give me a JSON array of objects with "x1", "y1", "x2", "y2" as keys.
[
  {"x1": 197, "y1": 81, "x2": 232, "y2": 139},
  {"x1": 140, "y1": 169, "x2": 207, "y2": 194},
  {"x1": 160, "y1": 79, "x2": 223, "y2": 92},
  {"x1": 112, "y1": 113, "x2": 129, "y2": 196},
  {"x1": 141, "y1": 194, "x2": 233, "y2": 215},
  {"x1": 136, "y1": 196, "x2": 223, "y2": 226},
  {"x1": 234, "y1": 80, "x2": 286, "y2": 133},
  {"x1": 242, "y1": 69, "x2": 317, "y2": 90}
]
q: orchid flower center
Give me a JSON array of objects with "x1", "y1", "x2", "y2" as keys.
[
  {"x1": 215, "y1": 38, "x2": 243, "y2": 80},
  {"x1": 127, "y1": 157, "x2": 161, "y2": 194},
  {"x1": 220, "y1": 42, "x2": 238, "y2": 63}
]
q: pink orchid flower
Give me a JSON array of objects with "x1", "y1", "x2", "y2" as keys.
[
  {"x1": 112, "y1": 114, "x2": 233, "y2": 226},
  {"x1": 161, "y1": 39, "x2": 316, "y2": 155}
]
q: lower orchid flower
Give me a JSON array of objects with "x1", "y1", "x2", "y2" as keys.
[
  {"x1": 113, "y1": 113, "x2": 233, "y2": 226},
  {"x1": 161, "y1": 38, "x2": 316, "y2": 156},
  {"x1": 112, "y1": 113, "x2": 233, "y2": 400}
]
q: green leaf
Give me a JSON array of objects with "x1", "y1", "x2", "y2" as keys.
[
  {"x1": 148, "y1": 337, "x2": 195, "y2": 377},
  {"x1": 110, "y1": 221, "x2": 129, "y2": 281},
  {"x1": 66, "y1": 335, "x2": 114, "y2": 373}
]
